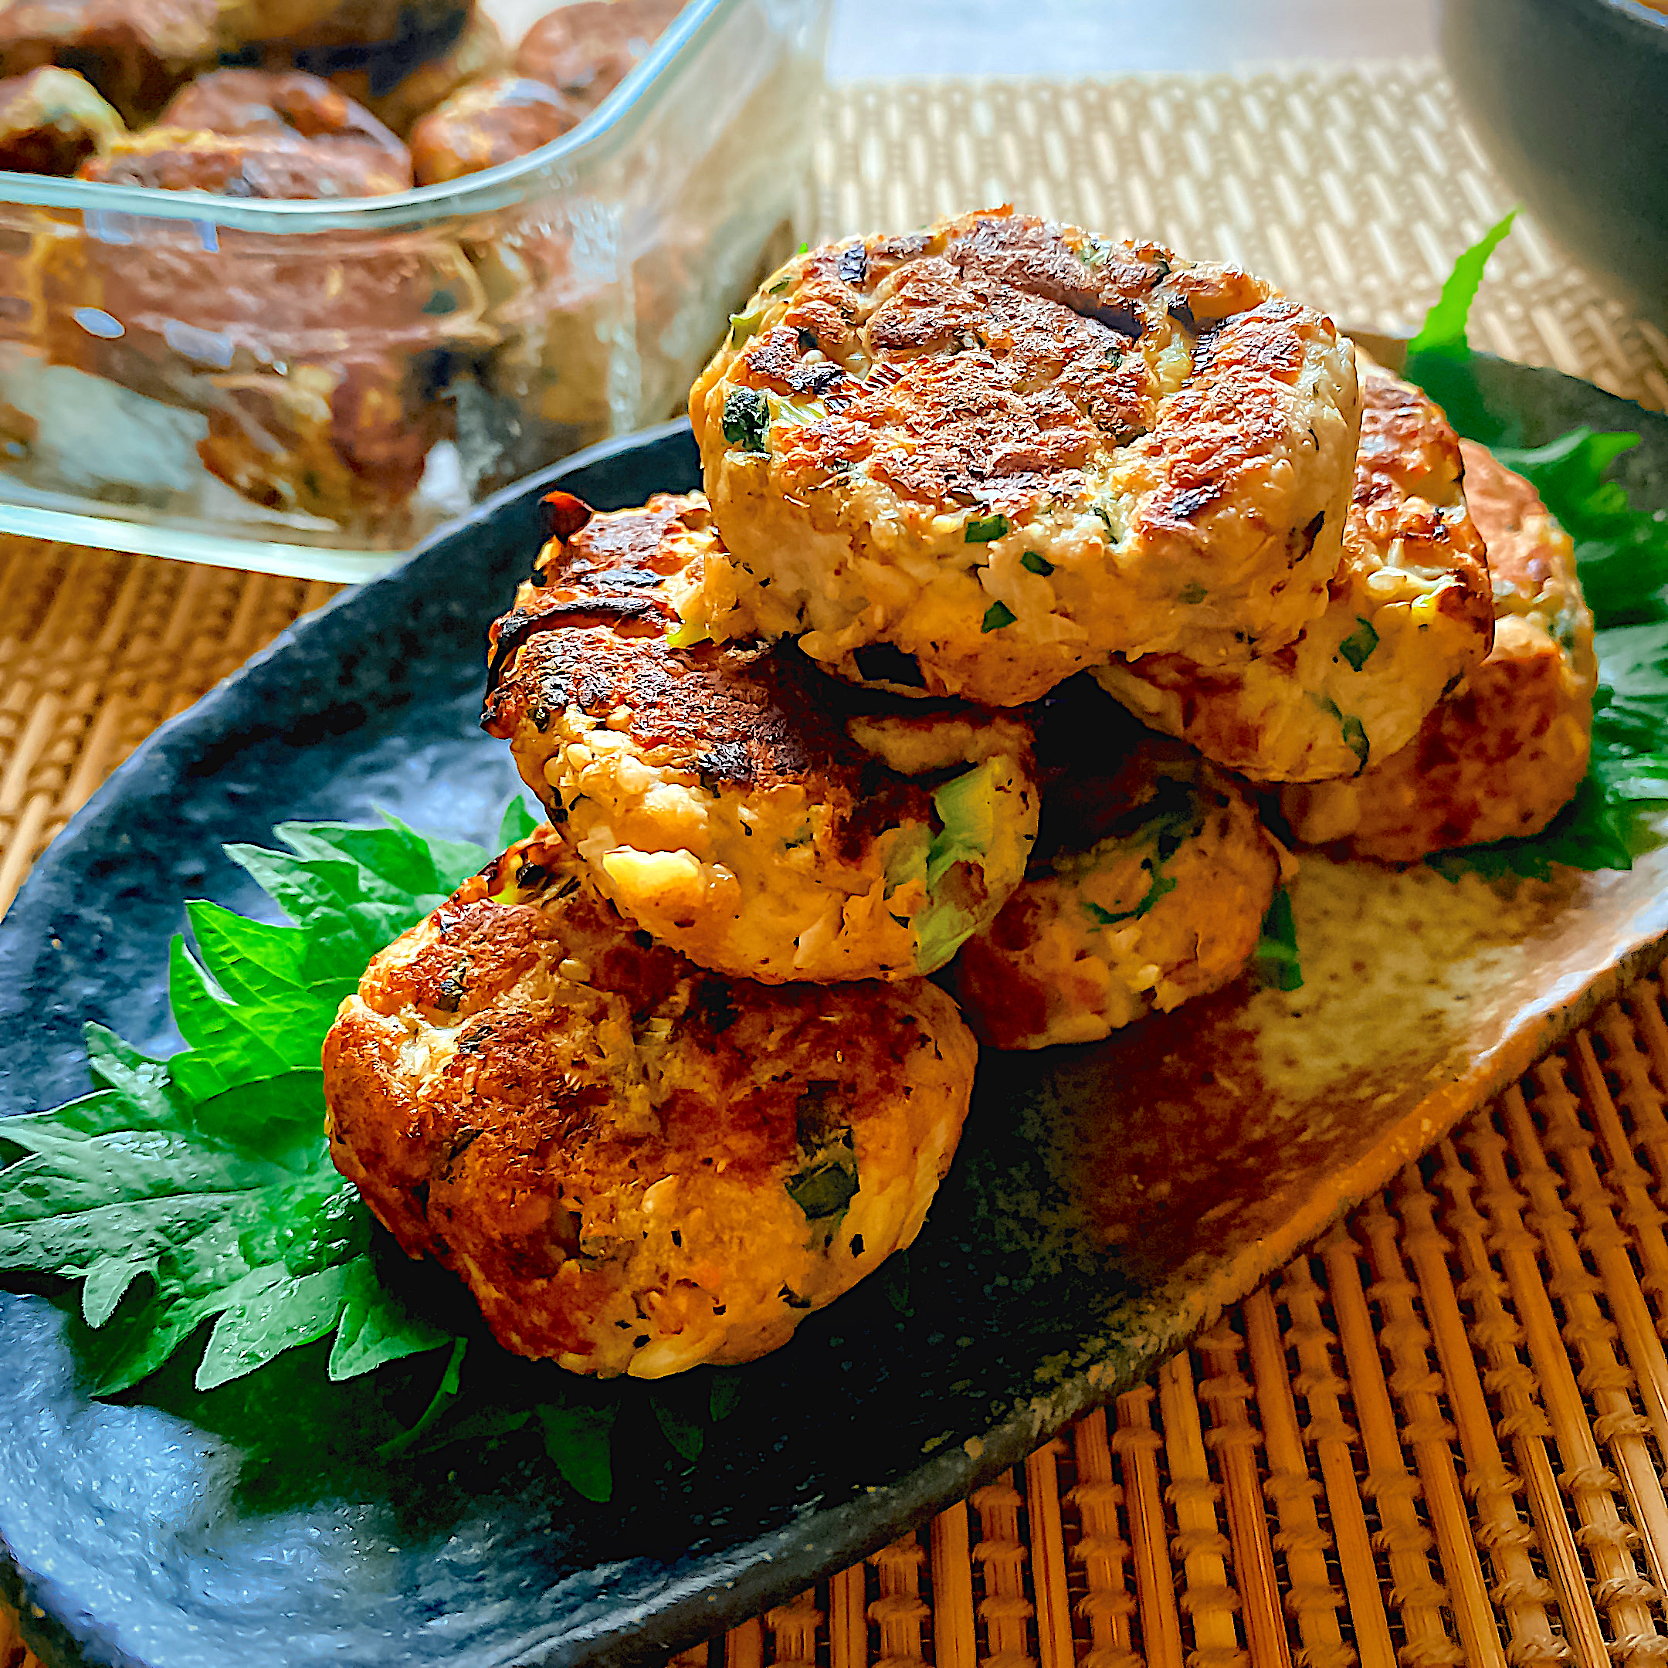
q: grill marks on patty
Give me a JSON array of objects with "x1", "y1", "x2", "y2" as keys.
[
  {"x1": 742, "y1": 212, "x2": 1202, "y2": 511},
  {"x1": 1348, "y1": 374, "x2": 1493, "y2": 644},
  {"x1": 482, "y1": 496, "x2": 944, "y2": 835}
]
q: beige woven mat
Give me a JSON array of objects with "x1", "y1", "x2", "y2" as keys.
[{"x1": 7, "y1": 61, "x2": 1668, "y2": 1668}]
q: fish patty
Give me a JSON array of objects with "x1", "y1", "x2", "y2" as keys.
[
  {"x1": 409, "y1": 72, "x2": 580, "y2": 184},
  {"x1": 0, "y1": 0, "x2": 217, "y2": 126},
  {"x1": 1279, "y1": 441, "x2": 1597, "y2": 858},
  {"x1": 688, "y1": 206, "x2": 1361, "y2": 705},
  {"x1": 1095, "y1": 370, "x2": 1493, "y2": 781},
  {"x1": 514, "y1": 0, "x2": 684, "y2": 116},
  {"x1": 950, "y1": 689, "x2": 1284, "y2": 1049},
  {"x1": 323, "y1": 827, "x2": 977, "y2": 1377},
  {"x1": 481, "y1": 491, "x2": 1040, "y2": 982},
  {"x1": 157, "y1": 67, "x2": 410, "y2": 177}
]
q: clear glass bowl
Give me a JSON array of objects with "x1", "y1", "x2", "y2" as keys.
[{"x1": 0, "y1": 0, "x2": 829, "y2": 581}]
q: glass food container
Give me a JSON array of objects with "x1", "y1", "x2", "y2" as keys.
[{"x1": 0, "y1": 0, "x2": 829, "y2": 581}]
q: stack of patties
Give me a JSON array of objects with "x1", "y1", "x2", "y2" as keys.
[
  {"x1": 321, "y1": 206, "x2": 1599, "y2": 1378},
  {"x1": 322, "y1": 486, "x2": 1026, "y2": 1378}
]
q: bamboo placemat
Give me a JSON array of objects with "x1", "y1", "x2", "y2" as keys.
[{"x1": 6, "y1": 60, "x2": 1668, "y2": 1668}]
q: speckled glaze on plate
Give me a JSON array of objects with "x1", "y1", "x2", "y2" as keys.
[{"x1": 1, "y1": 362, "x2": 1666, "y2": 1668}]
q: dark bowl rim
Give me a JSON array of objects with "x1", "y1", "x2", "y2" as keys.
[{"x1": 1574, "y1": 0, "x2": 1668, "y2": 38}]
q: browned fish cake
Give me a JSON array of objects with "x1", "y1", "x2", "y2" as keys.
[
  {"x1": 1279, "y1": 440, "x2": 1597, "y2": 859},
  {"x1": 79, "y1": 122, "x2": 411, "y2": 195},
  {"x1": 158, "y1": 67, "x2": 411, "y2": 180},
  {"x1": 951, "y1": 693, "x2": 1283, "y2": 1050},
  {"x1": 409, "y1": 72, "x2": 580, "y2": 184},
  {"x1": 0, "y1": 0, "x2": 217, "y2": 126},
  {"x1": 1096, "y1": 370, "x2": 1493, "y2": 781},
  {"x1": 323, "y1": 826, "x2": 977, "y2": 1377},
  {"x1": 217, "y1": 0, "x2": 466, "y2": 53},
  {"x1": 0, "y1": 64, "x2": 122, "y2": 174},
  {"x1": 481, "y1": 491, "x2": 1040, "y2": 983},
  {"x1": 514, "y1": 0, "x2": 684, "y2": 116},
  {"x1": 326, "y1": 8, "x2": 509, "y2": 138},
  {"x1": 48, "y1": 126, "x2": 488, "y2": 524},
  {"x1": 688, "y1": 206, "x2": 1361, "y2": 706}
]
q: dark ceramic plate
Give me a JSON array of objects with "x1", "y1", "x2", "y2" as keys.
[{"x1": 3, "y1": 360, "x2": 1668, "y2": 1668}]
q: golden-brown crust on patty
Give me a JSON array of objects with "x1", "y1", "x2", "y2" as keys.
[
  {"x1": 1278, "y1": 441, "x2": 1596, "y2": 859},
  {"x1": 1095, "y1": 371, "x2": 1492, "y2": 781},
  {"x1": 514, "y1": 0, "x2": 683, "y2": 115},
  {"x1": 323, "y1": 827, "x2": 978, "y2": 1376},
  {"x1": 46, "y1": 120, "x2": 487, "y2": 522},
  {"x1": 324, "y1": 9, "x2": 509, "y2": 137},
  {"x1": 0, "y1": 64, "x2": 122, "y2": 174},
  {"x1": 158, "y1": 67, "x2": 410, "y2": 172},
  {"x1": 78, "y1": 122, "x2": 412, "y2": 195},
  {"x1": 0, "y1": 0, "x2": 217, "y2": 125},
  {"x1": 483, "y1": 494, "x2": 917, "y2": 808},
  {"x1": 690, "y1": 206, "x2": 1360, "y2": 705},
  {"x1": 951, "y1": 727, "x2": 1283, "y2": 1050},
  {"x1": 409, "y1": 72, "x2": 579, "y2": 183},
  {"x1": 482, "y1": 493, "x2": 1040, "y2": 982}
]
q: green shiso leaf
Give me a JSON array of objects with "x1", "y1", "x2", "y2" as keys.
[
  {"x1": 498, "y1": 795, "x2": 541, "y2": 850},
  {"x1": 0, "y1": 812, "x2": 491, "y2": 1401},
  {"x1": 1399, "y1": 219, "x2": 1668, "y2": 879},
  {"x1": 650, "y1": 1389, "x2": 705, "y2": 1465},
  {"x1": 1405, "y1": 207, "x2": 1517, "y2": 362},
  {"x1": 539, "y1": 1403, "x2": 617, "y2": 1503},
  {"x1": 1493, "y1": 429, "x2": 1668, "y2": 628},
  {"x1": 709, "y1": 1371, "x2": 744, "y2": 1422}
]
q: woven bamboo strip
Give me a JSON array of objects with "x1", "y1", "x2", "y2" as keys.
[
  {"x1": 1595, "y1": 1000, "x2": 1668, "y2": 1318},
  {"x1": 1239, "y1": 1287, "x2": 1352, "y2": 1668},
  {"x1": 767, "y1": 1591, "x2": 823, "y2": 1668},
  {"x1": 833, "y1": 1563, "x2": 871, "y2": 1668},
  {"x1": 1356, "y1": 1192, "x2": 1504, "y2": 1666},
  {"x1": 728, "y1": 1617, "x2": 766, "y2": 1668},
  {"x1": 1392, "y1": 1163, "x2": 1568, "y2": 1665},
  {"x1": 932, "y1": 1506, "x2": 980, "y2": 1668},
  {"x1": 1025, "y1": 1442, "x2": 1076, "y2": 1668},
  {"x1": 1531, "y1": 1054, "x2": 1668, "y2": 1600},
  {"x1": 1066, "y1": 1409, "x2": 1140, "y2": 1668},
  {"x1": 1113, "y1": 1387, "x2": 1186, "y2": 1668},
  {"x1": 1157, "y1": 1352, "x2": 1245, "y2": 1667},
  {"x1": 1319, "y1": 1222, "x2": 1462, "y2": 1665},
  {"x1": 1194, "y1": 1318, "x2": 1291, "y2": 1668},
  {"x1": 1277, "y1": 1255, "x2": 1398, "y2": 1668},
  {"x1": 1429, "y1": 1135, "x2": 1605, "y2": 1666},
  {"x1": 1499, "y1": 1078, "x2": 1668, "y2": 1660},
  {"x1": 1463, "y1": 1108, "x2": 1663, "y2": 1662},
  {"x1": 971, "y1": 1476, "x2": 1034, "y2": 1668},
  {"x1": 871, "y1": 1535, "x2": 932, "y2": 1668}
]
